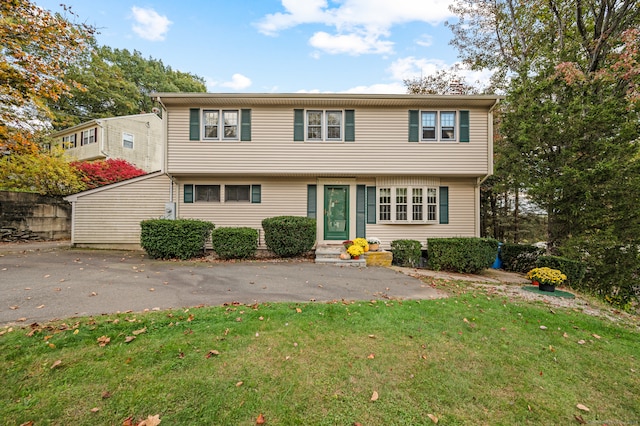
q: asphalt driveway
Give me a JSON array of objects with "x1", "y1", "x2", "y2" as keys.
[{"x1": 0, "y1": 242, "x2": 447, "y2": 326}]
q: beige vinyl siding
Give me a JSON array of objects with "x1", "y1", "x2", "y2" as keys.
[
  {"x1": 167, "y1": 106, "x2": 490, "y2": 176},
  {"x1": 177, "y1": 177, "x2": 314, "y2": 247},
  {"x1": 366, "y1": 177, "x2": 478, "y2": 249},
  {"x1": 70, "y1": 174, "x2": 170, "y2": 249}
]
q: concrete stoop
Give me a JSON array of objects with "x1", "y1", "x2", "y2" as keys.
[{"x1": 314, "y1": 244, "x2": 394, "y2": 267}]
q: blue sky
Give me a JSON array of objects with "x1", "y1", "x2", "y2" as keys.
[{"x1": 34, "y1": 0, "x2": 491, "y2": 93}]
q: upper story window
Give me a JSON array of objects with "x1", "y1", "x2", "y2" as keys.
[
  {"x1": 203, "y1": 110, "x2": 238, "y2": 140},
  {"x1": 306, "y1": 110, "x2": 342, "y2": 141},
  {"x1": 62, "y1": 134, "x2": 77, "y2": 149},
  {"x1": 80, "y1": 128, "x2": 96, "y2": 146},
  {"x1": 378, "y1": 186, "x2": 438, "y2": 224},
  {"x1": 409, "y1": 110, "x2": 469, "y2": 143},
  {"x1": 190, "y1": 108, "x2": 250, "y2": 142},
  {"x1": 294, "y1": 109, "x2": 355, "y2": 142},
  {"x1": 123, "y1": 132, "x2": 134, "y2": 149}
]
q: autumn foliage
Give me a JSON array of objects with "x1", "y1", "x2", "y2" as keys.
[{"x1": 71, "y1": 159, "x2": 147, "y2": 189}]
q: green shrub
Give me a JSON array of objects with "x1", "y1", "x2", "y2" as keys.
[
  {"x1": 262, "y1": 216, "x2": 316, "y2": 257},
  {"x1": 535, "y1": 255, "x2": 585, "y2": 287},
  {"x1": 211, "y1": 227, "x2": 258, "y2": 259},
  {"x1": 427, "y1": 237, "x2": 499, "y2": 274},
  {"x1": 501, "y1": 243, "x2": 544, "y2": 273},
  {"x1": 390, "y1": 239, "x2": 422, "y2": 267},
  {"x1": 140, "y1": 219, "x2": 214, "y2": 260}
]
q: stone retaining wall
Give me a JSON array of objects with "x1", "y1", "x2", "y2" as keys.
[{"x1": 0, "y1": 191, "x2": 71, "y2": 242}]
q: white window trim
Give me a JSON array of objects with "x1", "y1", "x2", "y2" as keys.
[
  {"x1": 305, "y1": 110, "x2": 343, "y2": 142},
  {"x1": 378, "y1": 186, "x2": 438, "y2": 224},
  {"x1": 122, "y1": 132, "x2": 134, "y2": 149},
  {"x1": 62, "y1": 134, "x2": 76, "y2": 149},
  {"x1": 202, "y1": 109, "x2": 240, "y2": 141},
  {"x1": 80, "y1": 128, "x2": 96, "y2": 146},
  {"x1": 421, "y1": 110, "x2": 458, "y2": 142}
]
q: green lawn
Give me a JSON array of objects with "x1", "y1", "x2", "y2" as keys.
[{"x1": 1, "y1": 279, "x2": 638, "y2": 425}]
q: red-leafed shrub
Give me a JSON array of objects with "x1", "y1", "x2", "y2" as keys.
[{"x1": 71, "y1": 158, "x2": 146, "y2": 189}]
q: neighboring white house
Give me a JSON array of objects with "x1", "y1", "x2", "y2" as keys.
[
  {"x1": 65, "y1": 93, "x2": 500, "y2": 250},
  {"x1": 53, "y1": 113, "x2": 163, "y2": 173}
]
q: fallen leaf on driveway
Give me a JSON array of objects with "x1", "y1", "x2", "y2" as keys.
[
  {"x1": 10, "y1": 306, "x2": 19, "y2": 310},
  {"x1": 36, "y1": 305, "x2": 45, "y2": 309}
]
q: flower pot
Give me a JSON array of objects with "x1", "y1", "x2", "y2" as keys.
[
  {"x1": 352, "y1": 255, "x2": 360, "y2": 260},
  {"x1": 539, "y1": 282, "x2": 556, "y2": 292},
  {"x1": 532, "y1": 280, "x2": 539, "y2": 286},
  {"x1": 369, "y1": 243, "x2": 380, "y2": 252}
]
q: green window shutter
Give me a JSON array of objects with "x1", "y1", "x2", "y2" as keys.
[
  {"x1": 356, "y1": 185, "x2": 366, "y2": 238},
  {"x1": 366, "y1": 186, "x2": 376, "y2": 224},
  {"x1": 184, "y1": 184, "x2": 194, "y2": 203},
  {"x1": 439, "y1": 186, "x2": 449, "y2": 224},
  {"x1": 189, "y1": 108, "x2": 200, "y2": 141},
  {"x1": 345, "y1": 109, "x2": 355, "y2": 142},
  {"x1": 294, "y1": 109, "x2": 304, "y2": 141},
  {"x1": 251, "y1": 184, "x2": 261, "y2": 203},
  {"x1": 459, "y1": 110, "x2": 470, "y2": 142},
  {"x1": 241, "y1": 109, "x2": 252, "y2": 141},
  {"x1": 307, "y1": 185, "x2": 317, "y2": 218},
  {"x1": 408, "y1": 110, "x2": 419, "y2": 142}
]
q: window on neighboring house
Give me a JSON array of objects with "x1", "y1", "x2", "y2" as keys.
[
  {"x1": 195, "y1": 185, "x2": 220, "y2": 202},
  {"x1": 123, "y1": 132, "x2": 134, "y2": 149},
  {"x1": 225, "y1": 185, "x2": 250, "y2": 202},
  {"x1": 62, "y1": 134, "x2": 77, "y2": 149},
  {"x1": 202, "y1": 110, "x2": 238, "y2": 140},
  {"x1": 306, "y1": 110, "x2": 343, "y2": 141},
  {"x1": 81, "y1": 128, "x2": 96, "y2": 146},
  {"x1": 378, "y1": 186, "x2": 438, "y2": 223}
]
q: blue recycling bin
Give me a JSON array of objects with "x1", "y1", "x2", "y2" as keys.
[{"x1": 491, "y1": 242, "x2": 504, "y2": 269}]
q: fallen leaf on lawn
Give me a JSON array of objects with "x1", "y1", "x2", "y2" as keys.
[
  {"x1": 367, "y1": 353, "x2": 375, "y2": 359},
  {"x1": 19, "y1": 422, "x2": 34, "y2": 426},
  {"x1": 125, "y1": 336, "x2": 136, "y2": 343},
  {"x1": 122, "y1": 416, "x2": 134, "y2": 426},
  {"x1": 592, "y1": 334, "x2": 601, "y2": 339},
  {"x1": 563, "y1": 332, "x2": 569, "y2": 338},
  {"x1": 73, "y1": 329, "x2": 79, "y2": 335},
  {"x1": 138, "y1": 414, "x2": 161, "y2": 426},
  {"x1": 236, "y1": 381, "x2": 243, "y2": 387},
  {"x1": 91, "y1": 407, "x2": 100, "y2": 413},
  {"x1": 574, "y1": 414, "x2": 586, "y2": 424},
  {"x1": 427, "y1": 413, "x2": 438, "y2": 423},
  {"x1": 368, "y1": 334, "x2": 376, "y2": 339},
  {"x1": 256, "y1": 413, "x2": 265, "y2": 424},
  {"x1": 370, "y1": 391, "x2": 379, "y2": 401},
  {"x1": 132, "y1": 327, "x2": 147, "y2": 335},
  {"x1": 102, "y1": 391, "x2": 112, "y2": 399},
  {"x1": 206, "y1": 350, "x2": 220, "y2": 358},
  {"x1": 50, "y1": 359, "x2": 62, "y2": 369},
  {"x1": 296, "y1": 308, "x2": 302, "y2": 313},
  {"x1": 463, "y1": 318, "x2": 469, "y2": 323},
  {"x1": 97, "y1": 336, "x2": 110, "y2": 347},
  {"x1": 540, "y1": 325, "x2": 548, "y2": 330},
  {"x1": 577, "y1": 340, "x2": 586, "y2": 345},
  {"x1": 187, "y1": 314, "x2": 195, "y2": 322},
  {"x1": 576, "y1": 404, "x2": 590, "y2": 412}
]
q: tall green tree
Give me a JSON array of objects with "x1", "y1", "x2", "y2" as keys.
[
  {"x1": 49, "y1": 45, "x2": 207, "y2": 128},
  {"x1": 448, "y1": 0, "x2": 640, "y2": 305}
]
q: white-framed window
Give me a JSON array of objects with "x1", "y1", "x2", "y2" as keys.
[
  {"x1": 421, "y1": 111, "x2": 456, "y2": 141},
  {"x1": 306, "y1": 110, "x2": 342, "y2": 141},
  {"x1": 202, "y1": 109, "x2": 238, "y2": 140},
  {"x1": 80, "y1": 128, "x2": 96, "y2": 146},
  {"x1": 379, "y1": 186, "x2": 438, "y2": 223},
  {"x1": 62, "y1": 134, "x2": 77, "y2": 149},
  {"x1": 122, "y1": 132, "x2": 134, "y2": 149}
]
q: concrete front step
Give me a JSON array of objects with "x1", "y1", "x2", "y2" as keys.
[{"x1": 314, "y1": 244, "x2": 366, "y2": 266}]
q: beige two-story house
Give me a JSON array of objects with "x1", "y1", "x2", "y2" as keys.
[
  {"x1": 65, "y1": 93, "x2": 500, "y2": 250},
  {"x1": 53, "y1": 113, "x2": 163, "y2": 172}
]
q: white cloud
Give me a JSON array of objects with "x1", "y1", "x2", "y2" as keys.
[
  {"x1": 207, "y1": 74, "x2": 253, "y2": 91},
  {"x1": 131, "y1": 6, "x2": 172, "y2": 41},
  {"x1": 256, "y1": 0, "x2": 454, "y2": 56},
  {"x1": 416, "y1": 34, "x2": 434, "y2": 47}
]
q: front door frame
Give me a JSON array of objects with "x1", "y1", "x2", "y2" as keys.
[
  {"x1": 317, "y1": 178, "x2": 357, "y2": 244},
  {"x1": 323, "y1": 185, "x2": 350, "y2": 240}
]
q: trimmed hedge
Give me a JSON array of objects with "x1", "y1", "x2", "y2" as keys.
[
  {"x1": 262, "y1": 216, "x2": 316, "y2": 257},
  {"x1": 536, "y1": 255, "x2": 585, "y2": 287},
  {"x1": 501, "y1": 243, "x2": 544, "y2": 273},
  {"x1": 140, "y1": 219, "x2": 214, "y2": 260},
  {"x1": 427, "y1": 237, "x2": 500, "y2": 274},
  {"x1": 391, "y1": 239, "x2": 422, "y2": 267},
  {"x1": 211, "y1": 227, "x2": 258, "y2": 259}
]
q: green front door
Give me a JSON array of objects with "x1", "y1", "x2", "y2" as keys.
[{"x1": 324, "y1": 185, "x2": 349, "y2": 240}]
